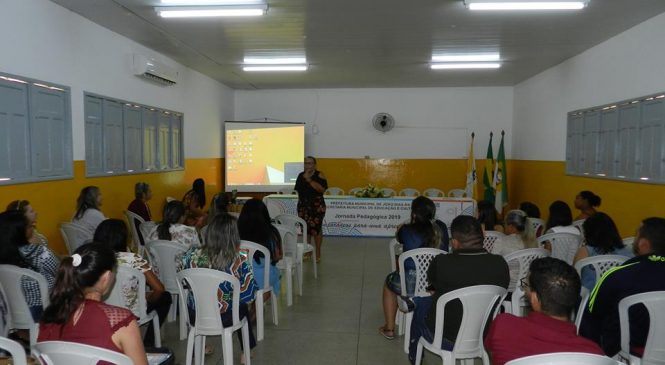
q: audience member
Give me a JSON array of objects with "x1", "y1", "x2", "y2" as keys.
[
  {"x1": 545, "y1": 200, "x2": 578, "y2": 235},
  {"x1": 574, "y1": 190, "x2": 601, "y2": 220},
  {"x1": 146, "y1": 200, "x2": 200, "y2": 249},
  {"x1": 38, "y1": 243, "x2": 148, "y2": 365},
  {"x1": 485, "y1": 257, "x2": 603, "y2": 365},
  {"x1": 6, "y1": 200, "x2": 48, "y2": 245},
  {"x1": 407, "y1": 215, "x2": 509, "y2": 363},
  {"x1": 573, "y1": 212, "x2": 633, "y2": 290},
  {"x1": 72, "y1": 186, "x2": 106, "y2": 233},
  {"x1": 237, "y1": 198, "x2": 282, "y2": 296},
  {"x1": 207, "y1": 192, "x2": 231, "y2": 224},
  {"x1": 0, "y1": 211, "x2": 59, "y2": 321},
  {"x1": 294, "y1": 156, "x2": 328, "y2": 262},
  {"x1": 379, "y1": 196, "x2": 449, "y2": 340},
  {"x1": 492, "y1": 209, "x2": 536, "y2": 256},
  {"x1": 580, "y1": 217, "x2": 665, "y2": 357},
  {"x1": 177, "y1": 213, "x2": 258, "y2": 363},
  {"x1": 182, "y1": 178, "x2": 207, "y2": 227},
  {"x1": 94, "y1": 219, "x2": 172, "y2": 346},
  {"x1": 477, "y1": 200, "x2": 504, "y2": 233},
  {"x1": 128, "y1": 182, "x2": 153, "y2": 221},
  {"x1": 519, "y1": 201, "x2": 541, "y2": 219}
]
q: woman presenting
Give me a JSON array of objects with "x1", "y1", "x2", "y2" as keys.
[{"x1": 294, "y1": 156, "x2": 328, "y2": 262}]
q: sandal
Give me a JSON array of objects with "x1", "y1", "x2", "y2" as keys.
[
  {"x1": 205, "y1": 344, "x2": 214, "y2": 355},
  {"x1": 379, "y1": 326, "x2": 395, "y2": 340}
]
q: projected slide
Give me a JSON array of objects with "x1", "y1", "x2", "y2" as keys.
[{"x1": 225, "y1": 122, "x2": 304, "y2": 192}]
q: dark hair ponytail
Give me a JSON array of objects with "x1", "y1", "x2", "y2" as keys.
[
  {"x1": 158, "y1": 200, "x2": 185, "y2": 240},
  {"x1": 193, "y1": 178, "x2": 206, "y2": 208},
  {"x1": 41, "y1": 243, "x2": 116, "y2": 325},
  {"x1": 579, "y1": 190, "x2": 601, "y2": 208}
]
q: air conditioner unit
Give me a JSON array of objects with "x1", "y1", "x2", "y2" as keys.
[{"x1": 132, "y1": 54, "x2": 179, "y2": 86}]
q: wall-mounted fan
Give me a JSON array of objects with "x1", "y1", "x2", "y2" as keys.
[{"x1": 372, "y1": 113, "x2": 395, "y2": 133}]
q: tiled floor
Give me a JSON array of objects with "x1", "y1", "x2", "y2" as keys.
[{"x1": 159, "y1": 236, "x2": 445, "y2": 364}]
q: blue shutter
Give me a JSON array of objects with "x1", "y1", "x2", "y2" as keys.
[
  {"x1": 103, "y1": 100, "x2": 124, "y2": 172},
  {"x1": 598, "y1": 108, "x2": 618, "y2": 177},
  {"x1": 124, "y1": 104, "x2": 142, "y2": 172},
  {"x1": 582, "y1": 110, "x2": 600, "y2": 174},
  {"x1": 29, "y1": 85, "x2": 69, "y2": 177},
  {"x1": 639, "y1": 98, "x2": 665, "y2": 181},
  {"x1": 157, "y1": 112, "x2": 171, "y2": 169},
  {"x1": 171, "y1": 114, "x2": 182, "y2": 168},
  {"x1": 617, "y1": 103, "x2": 641, "y2": 179},
  {"x1": 142, "y1": 108, "x2": 158, "y2": 171},
  {"x1": 0, "y1": 79, "x2": 30, "y2": 179},
  {"x1": 85, "y1": 95, "x2": 104, "y2": 174}
]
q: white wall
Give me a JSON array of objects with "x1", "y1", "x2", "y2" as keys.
[
  {"x1": 235, "y1": 87, "x2": 513, "y2": 159},
  {"x1": 513, "y1": 12, "x2": 665, "y2": 161},
  {"x1": 0, "y1": 0, "x2": 233, "y2": 160}
]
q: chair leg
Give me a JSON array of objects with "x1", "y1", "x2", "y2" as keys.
[
  {"x1": 185, "y1": 332, "x2": 195, "y2": 365},
  {"x1": 29, "y1": 324, "x2": 38, "y2": 348},
  {"x1": 312, "y1": 245, "x2": 318, "y2": 279},
  {"x1": 222, "y1": 331, "x2": 234, "y2": 365},
  {"x1": 256, "y1": 291, "x2": 265, "y2": 341},
  {"x1": 296, "y1": 263, "x2": 303, "y2": 296},
  {"x1": 242, "y1": 321, "x2": 252, "y2": 365},
  {"x1": 415, "y1": 341, "x2": 423, "y2": 365},
  {"x1": 179, "y1": 296, "x2": 188, "y2": 340},
  {"x1": 403, "y1": 312, "x2": 413, "y2": 354},
  {"x1": 198, "y1": 336, "x2": 206, "y2": 365},
  {"x1": 167, "y1": 293, "x2": 177, "y2": 322},
  {"x1": 271, "y1": 290, "x2": 279, "y2": 325},
  {"x1": 286, "y1": 265, "x2": 293, "y2": 306},
  {"x1": 395, "y1": 311, "x2": 404, "y2": 336},
  {"x1": 152, "y1": 315, "x2": 162, "y2": 348}
]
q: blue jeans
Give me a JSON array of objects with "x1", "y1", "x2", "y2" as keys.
[{"x1": 408, "y1": 296, "x2": 454, "y2": 364}]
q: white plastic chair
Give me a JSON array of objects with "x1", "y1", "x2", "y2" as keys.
[
  {"x1": 572, "y1": 219, "x2": 586, "y2": 234},
  {"x1": 537, "y1": 232, "x2": 581, "y2": 265},
  {"x1": 483, "y1": 231, "x2": 505, "y2": 252},
  {"x1": 502, "y1": 248, "x2": 550, "y2": 315},
  {"x1": 0, "y1": 281, "x2": 11, "y2": 337},
  {"x1": 398, "y1": 248, "x2": 447, "y2": 353},
  {"x1": 348, "y1": 187, "x2": 363, "y2": 196},
  {"x1": 0, "y1": 265, "x2": 49, "y2": 347},
  {"x1": 574, "y1": 255, "x2": 629, "y2": 287},
  {"x1": 447, "y1": 189, "x2": 467, "y2": 198},
  {"x1": 33, "y1": 341, "x2": 133, "y2": 365},
  {"x1": 60, "y1": 222, "x2": 92, "y2": 254},
  {"x1": 240, "y1": 240, "x2": 278, "y2": 342},
  {"x1": 177, "y1": 268, "x2": 252, "y2": 365},
  {"x1": 325, "y1": 187, "x2": 345, "y2": 196},
  {"x1": 399, "y1": 188, "x2": 420, "y2": 197},
  {"x1": 125, "y1": 210, "x2": 146, "y2": 256},
  {"x1": 618, "y1": 291, "x2": 665, "y2": 365},
  {"x1": 104, "y1": 265, "x2": 161, "y2": 347},
  {"x1": 166, "y1": 196, "x2": 176, "y2": 203},
  {"x1": 273, "y1": 225, "x2": 300, "y2": 306},
  {"x1": 381, "y1": 188, "x2": 396, "y2": 197},
  {"x1": 505, "y1": 352, "x2": 623, "y2": 365},
  {"x1": 423, "y1": 188, "x2": 445, "y2": 198},
  {"x1": 145, "y1": 239, "x2": 188, "y2": 339},
  {"x1": 623, "y1": 236, "x2": 635, "y2": 247},
  {"x1": 387, "y1": 239, "x2": 405, "y2": 335},
  {"x1": 414, "y1": 285, "x2": 507, "y2": 365},
  {"x1": 278, "y1": 187, "x2": 296, "y2": 195},
  {"x1": 0, "y1": 336, "x2": 27, "y2": 365},
  {"x1": 575, "y1": 287, "x2": 590, "y2": 333},
  {"x1": 528, "y1": 218, "x2": 546, "y2": 237},
  {"x1": 274, "y1": 214, "x2": 317, "y2": 279}
]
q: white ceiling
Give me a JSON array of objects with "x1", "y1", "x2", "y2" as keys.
[{"x1": 50, "y1": 0, "x2": 665, "y2": 89}]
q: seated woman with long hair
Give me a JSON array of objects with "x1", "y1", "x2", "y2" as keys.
[
  {"x1": 491, "y1": 210, "x2": 536, "y2": 290},
  {"x1": 94, "y1": 219, "x2": 172, "y2": 346},
  {"x1": 237, "y1": 198, "x2": 282, "y2": 296},
  {"x1": 0, "y1": 211, "x2": 59, "y2": 321},
  {"x1": 177, "y1": 213, "x2": 258, "y2": 362},
  {"x1": 72, "y1": 186, "x2": 107, "y2": 233},
  {"x1": 146, "y1": 200, "x2": 200, "y2": 249},
  {"x1": 38, "y1": 243, "x2": 148, "y2": 365},
  {"x1": 573, "y1": 212, "x2": 633, "y2": 290},
  {"x1": 379, "y1": 196, "x2": 449, "y2": 340},
  {"x1": 476, "y1": 200, "x2": 504, "y2": 233},
  {"x1": 182, "y1": 178, "x2": 207, "y2": 228},
  {"x1": 6, "y1": 200, "x2": 48, "y2": 245}
]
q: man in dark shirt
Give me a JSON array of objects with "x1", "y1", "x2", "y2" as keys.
[
  {"x1": 579, "y1": 217, "x2": 665, "y2": 357},
  {"x1": 485, "y1": 257, "x2": 603, "y2": 365},
  {"x1": 407, "y1": 215, "x2": 510, "y2": 364}
]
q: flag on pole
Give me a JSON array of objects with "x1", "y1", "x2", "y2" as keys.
[
  {"x1": 482, "y1": 132, "x2": 495, "y2": 203},
  {"x1": 465, "y1": 133, "x2": 477, "y2": 199},
  {"x1": 493, "y1": 131, "x2": 508, "y2": 213}
]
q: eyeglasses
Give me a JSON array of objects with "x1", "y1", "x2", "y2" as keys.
[{"x1": 519, "y1": 277, "x2": 530, "y2": 291}]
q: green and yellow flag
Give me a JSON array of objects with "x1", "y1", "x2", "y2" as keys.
[
  {"x1": 482, "y1": 133, "x2": 495, "y2": 203},
  {"x1": 493, "y1": 131, "x2": 508, "y2": 213}
]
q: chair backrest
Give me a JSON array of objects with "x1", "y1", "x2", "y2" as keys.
[
  {"x1": 622, "y1": 236, "x2": 635, "y2": 247},
  {"x1": 144, "y1": 239, "x2": 188, "y2": 294},
  {"x1": 60, "y1": 222, "x2": 93, "y2": 254},
  {"x1": 572, "y1": 219, "x2": 585, "y2": 234},
  {"x1": 177, "y1": 268, "x2": 241, "y2": 336},
  {"x1": 432, "y1": 285, "x2": 507, "y2": 358},
  {"x1": 240, "y1": 240, "x2": 272, "y2": 290},
  {"x1": 618, "y1": 291, "x2": 665, "y2": 364},
  {"x1": 166, "y1": 196, "x2": 176, "y2": 203},
  {"x1": 325, "y1": 187, "x2": 345, "y2": 196},
  {"x1": 423, "y1": 188, "x2": 445, "y2": 197},
  {"x1": 573, "y1": 255, "x2": 628, "y2": 284},
  {"x1": 0, "y1": 265, "x2": 49, "y2": 329},
  {"x1": 139, "y1": 221, "x2": 157, "y2": 241},
  {"x1": 124, "y1": 210, "x2": 146, "y2": 249},
  {"x1": 399, "y1": 188, "x2": 420, "y2": 197},
  {"x1": 273, "y1": 224, "x2": 300, "y2": 261},
  {"x1": 447, "y1": 189, "x2": 467, "y2": 198},
  {"x1": 505, "y1": 352, "x2": 623, "y2": 365},
  {"x1": 33, "y1": 341, "x2": 132, "y2": 365},
  {"x1": 575, "y1": 287, "x2": 590, "y2": 332},
  {"x1": 483, "y1": 231, "x2": 505, "y2": 252},
  {"x1": 104, "y1": 265, "x2": 149, "y2": 319},
  {"x1": 388, "y1": 238, "x2": 401, "y2": 272},
  {"x1": 0, "y1": 336, "x2": 27, "y2": 365},
  {"x1": 274, "y1": 214, "x2": 308, "y2": 245},
  {"x1": 398, "y1": 248, "x2": 446, "y2": 296},
  {"x1": 348, "y1": 187, "x2": 363, "y2": 196},
  {"x1": 503, "y1": 248, "x2": 550, "y2": 292},
  {"x1": 528, "y1": 218, "x2": 546, "y2": 237},
  {"x1": 0, "y1": 281, "x2": 11, "y2": 337},
  {"x1": 381, "y1": 188, "x2": 396, "y2": 197},
  {"x1": 537, "y1": 232, "x2": 581, "y2": 264}
]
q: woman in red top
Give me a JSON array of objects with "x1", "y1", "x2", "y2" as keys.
[{"x1": 38, "y1": 243, "x2": 148, "y2": 365}]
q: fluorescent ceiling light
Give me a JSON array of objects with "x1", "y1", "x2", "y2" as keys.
[
  {"x1": 432, "y1": 53, "x2": 500, "y2": 62},
  {"x1": 243, "y1": 57, "x2": 307, "y2": 65},
  {"x1": 161, "y1": 0, "x2": 261, "y2": 4},
  {"x1": 464, "y1": 0, "x2": 588, "y2": 10},
  {"x1": 243, "y1": 65, "x2": 308, "y2": 72},
  {"x1": 156, "y1": 5, "x2": 267, "y2": 18},
  {"x1": 431, "y1": 63, "x2": 501, "y2": 69}
]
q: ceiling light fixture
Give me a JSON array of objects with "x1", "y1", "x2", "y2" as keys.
[
  {"x1": 243, "y1": 57, "x2": 307, "y2": 65},
  {"x1": 243, "y1": 65, "x2": 308, "y2": 72},
  {"x1": 432, "y1": 53, "x2": 500, "y2": 62},
  {"x1": 464, "y1": 0, "x2": 588, "y2": 10},
  {"x1": 430, "y1": 63, "x2": 501, "y2": 69},
  {"x1": 155, "y1": 5, "x2": 267, "y2": 18}
]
